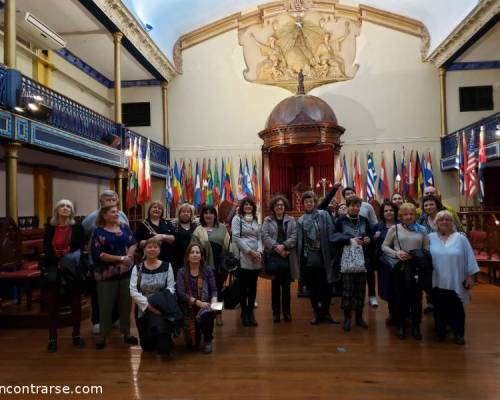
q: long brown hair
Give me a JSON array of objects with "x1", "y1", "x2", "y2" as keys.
[
  {"x1": 96, "y1": 205, "x2": 118, "y2": 227},
  {"x1": 183, "y1": 242, "x2": 207, "y2": 292}
]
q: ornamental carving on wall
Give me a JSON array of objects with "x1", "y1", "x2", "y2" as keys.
[{"x1": 238, "y1": 0, "x2": 361, "y2": 92}]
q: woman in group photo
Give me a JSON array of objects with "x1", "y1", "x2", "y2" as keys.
[
  {"x1": 262, "y1": 195, "x2": 299, "y2": 323},
  {"x1": 170, "y1": 203, "x2": 198, "y2": 275}
]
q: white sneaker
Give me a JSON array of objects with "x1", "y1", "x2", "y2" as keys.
[
  {"x1": 369, "y1": 296, "x2": 379, "y2": 308},
  {"x1": 91, "y1": 323, "x2": 100, "y2": 335}
]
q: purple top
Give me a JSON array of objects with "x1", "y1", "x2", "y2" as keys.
[{"x1": 176, "y1": 266, "x2": 217, "y2": 303}]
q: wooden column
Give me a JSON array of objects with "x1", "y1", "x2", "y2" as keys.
[
  {"x1": 113, "y1": 32, "x2": 123, "y2": 124},
  {"x1": 161, "y1": 81, "x2": 169, "y2": 147},
  {"x1": 439, "y1": 67, "x2": 447, "y2": 137},
  {"x1": 115, "y1": 168, "x2": 125, "y2": 211},
  {"x1": 33, "y1": 168, "x2": 53, "y2": 228},
  {"x1": 4, "y1": 0, "x2": 16, "y2": 69},
  {"x1": 4, "y1": 142, "x2": 21, "y2": 222}
]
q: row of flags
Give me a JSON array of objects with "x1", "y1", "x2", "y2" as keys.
[
  {"x1": 335, "y1": 149, "x2": 435, "y2": 202},
  {"x1": 126, "y1": 137, "x2": 152, "y2": 209},
  {"x1": 455, "y1": 125, "x2": 487, "y2": 201},
  {"x1": 165, "y1": 157, "x2": 260, "y2": 213}
]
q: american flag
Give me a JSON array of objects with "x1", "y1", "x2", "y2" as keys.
[
  {"x1": 467, "y1": 129, "x2": 478, "y2": 197},
  {"x1": 478, "y1": 126, "x2": 486, "y2": 202}
]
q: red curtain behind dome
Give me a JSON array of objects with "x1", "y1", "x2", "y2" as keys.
[{"x1": 268, "y1": 147, "x2": 334, "y2": 208}]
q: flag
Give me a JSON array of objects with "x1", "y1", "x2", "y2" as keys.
[
  {"x1": 478, "y1": 126, "x2": 486, "y2": 201},
  {"x1": 467, "y1": 129, "x2": 478, "y2": 197},
  {"x1": 366, "y1": 152, "x2": 377, "y2": 201},
  {"x1": 342, "y1": 154, "x2": 349, "y2": 188},
  {"x1": 180, "y1": 161, "x2": 187, "y2": 203},
  {"x1": 455, "y1": 133, "x2": 464, "y2": 195},
  {"x1": 137, "y1": 138, "x2": 146, "y2": 205},
  {"x1": 165, "y1": 166, "x2": 173, "y2": 217},
  {"x1": 213, "y1": 158, "x2": 221, "y2": 206},
  {"x1": 421, "y1": 153, "x2": 427, "y2": 191},
  {"x1": 425, "y1": 151, "x2": 434, "y2": 187},
  {"x1": 220, "y1": 158, "x2": 226, "y2": 201},
  {"x1": 143, "y1": 138, "x2": 152, "y2": 203},
  {"x1": 415, "y1": 151, "x2": 422, "y2": 199},
  {"x1": 401, "y1": 147, "x2": 408, "y2": 195},
  {"x1": 408, "y1": 148, "x2": 415, "y2": 199},
  {"x1": 186, "y1": 160, "x2": 194, "y2": 204},
  {"x1": 224, "y1": 158, "x2": 234, "y2": 202},
  {"x1": 172, "y1": 160, "x2": 182, "y2": 210},
  {"x1": 194, "y1": 161, "x2": 201, "y2": 208},
  {"x1": 126, "y1": 137, "x2": 137, "y2": 209},
  {"x1": 237, "y1": 158, "x2": 245, "y2": 200},
  {"x1": 393, "y1": 150, "x2": 401, "y2": 194},
  {"x1": 206, "y1": 159, "x2": 214, "y2": 206},
  {"x1": 244, "y1": 157, "x2": 253, "y2": 197},
  {"x1": 201, "y1": 159, "x2": 207, "y2": 205},
  {"x1": 462, "y1": 131, "x2": 469, "y2": 197},
  {"x1": 378, "y1": 153, "x2": 390, "y2": 200},
  {"x1": 251, "y1": 157, "x2": 260, "y2": 205},
  {"x1": 353, "y1": 152, "x2": 363, "y2": 198}
]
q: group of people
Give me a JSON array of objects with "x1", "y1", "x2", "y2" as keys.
[{"x1": 41, "y1": 183, "x2": 479, "y2": 355}]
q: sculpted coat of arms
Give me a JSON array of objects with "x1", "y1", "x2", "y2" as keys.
[{"x1": 239, "y1": 0, "x2": 360, "y2": 91}]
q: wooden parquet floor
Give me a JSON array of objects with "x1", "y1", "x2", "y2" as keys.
[{"x1": 1, "y1": 280, "x2": 500, "y2": 400}]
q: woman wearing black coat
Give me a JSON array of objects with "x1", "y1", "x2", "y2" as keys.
[{"x1": 43, "y1": 199, "x2": 85, "y2": 353}]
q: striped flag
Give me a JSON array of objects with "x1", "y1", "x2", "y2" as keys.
[
  {"x1": 137, "y1": 138, "x2": 145, "y2": 205},
  {"x1": 393, "y1": 150, "x2": 401, "y2": 194},
  {"x1": 220, "y1": 158, "x2": 226, "y2": 201},
  {"x1": 342, "y1": 154, "x2": 349, "y2": 188},
  {"x1": 456, "y1": 133, "x2": 465, "y2": 195},
  {"x1": 206, "y1": 159, "x2": 214, "y2": 206},
  {"x1": 401, "y1": 146, "x2": 408, "y2": 195},
  {"x1": 213, "y1": 158, "x2": 221, "y2": 206},
  {"x1": 244, "y1": 157, "x2": 253, "y2": 197},
  {"x1": 478, "y1": 126, "x2": 486, "y2": 201},
  {"x1": 165, "y1": 166, "x2": 173, "y2": 217},
  {"x1": 201, "y1": 159, "x2": 207, "y2": 204},
  {"x1": 143, "y1": 138, "x2": 152, "y2": 203},
  {"x1": 415, "y1": 151, "x2": 423, "y2": 199},
  {"x1": 237, "y1": 158, "x2": 245, "y2": 200},
  {"x1": 425, "y1": 151, "x2": 434, "y2": 186},
  {"x1": 467, "y1": 130, "x2": 478, "y2": 197},
  {"x1": 194, "y1": 161, "x2": 201, "y2": 208},
  {"x1": 408, "y1": 148, "x2": 415, "y2": 199},
  {"x1": 172, "y1": 160, "x2": 182, "y2": 211},
  {"x1": 224, "y1": 158, "x2": 234, "y2": 202},
  {"x1": 378, "y1": 153, "x2": 390, "y2": 200},
  {"x1": 353, "y1": 152, "x2": 363, "y2": 198},
  {"x1": 366, "y1": 152, "x2": 377, "y2": 200},
  {"x1": 251, "y1": 157, "x2": 260, "y2": 205},
  {"x1": 462, "y1": 131, "x2": 469, "y2": 196}
]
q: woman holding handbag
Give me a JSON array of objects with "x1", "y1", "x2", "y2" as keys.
[
  {"x1": 332, "y1": 196, "x2": 372, "y2": 332},
  {"x1": 43, "y1": 199, "x2": 85, "y2": 353},
  {"x1": 130, "y1": 238, "x2": 176, "y2": 354},
  {"x1": 135, "y1": 201, "x2": 175, "y2": 263},
  {"x1": 192, "y1": 205, "x2": 230, "y2": 326},
  {"x1": 262, "y1": 195, "x2": 298, "y2": 323},
  {"x1": 382, "y1": 202, "x2": 429, "y2": 340},
  {"x1": 429, "y1": 210, "x2": 478, "y2": 345}
]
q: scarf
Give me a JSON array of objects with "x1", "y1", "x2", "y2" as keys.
[
  {"x1": 302, "y1": 209, "x2": 320, "y2": 243},
  {"x1": 187, "y1": 273, "x2": 204, "y2": 347}
]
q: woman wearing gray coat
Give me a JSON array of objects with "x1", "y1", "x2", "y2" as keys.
[
  {"x1": 297, "y1": 191, "x2": 340, "y2": 325},
  {"x1": 262, "y1": 195, "x2": 299, "y2": 323}
]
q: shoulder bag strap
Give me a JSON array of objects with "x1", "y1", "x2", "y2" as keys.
[
  {"x1": 142, "y1": 220, "x2": 157, "y2": 236},
  {"x1": 136, "y1": 263, "x2": 144, "y2": 292}
]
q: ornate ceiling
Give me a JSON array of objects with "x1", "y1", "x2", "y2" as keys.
[{"x1": 122, "y1": 0, "x2": 479, "y2": 62}]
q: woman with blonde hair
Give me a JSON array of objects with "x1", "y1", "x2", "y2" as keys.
[
  {"x1": 170, "y1": 202, "x2": 198, "y2": 275},
  {"x1": 382, "y1": 202, "x2": 430, "y2": 340},
  {"x1": 43, "y1": 199, "x2": 85, "y2": 353},
  {"x1": 429, "y1": 210, "x2": 478, "y2": 344}
]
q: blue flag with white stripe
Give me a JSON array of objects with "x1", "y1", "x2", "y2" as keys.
[{"x1": 366, "y1": 152, "x2": 377, "y2": 200}]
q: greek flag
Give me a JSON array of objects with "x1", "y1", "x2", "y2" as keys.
[{"x1": 366, "y1": 152, "x2": 377, "y2": 200}]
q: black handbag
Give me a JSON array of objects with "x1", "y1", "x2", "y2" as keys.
[
  {"x1": 264, "y1": 252, "x2": 289, "y2": 274},
  {"x1": 220, "y1": 273, "x2": 240, "y2": 309},
  {"x1": 380, "y1": 253, "x2": 401, "y2": 269}
]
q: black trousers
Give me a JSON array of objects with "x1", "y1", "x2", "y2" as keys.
[
  {"x1": 394, "y1": 269, "x2": 423, "y2": 326},
  {"x1": 135, "y1": 308, "x2": 173, "y2": 354},
  {"x1": 196, "y1": 312, "x2": 215, "y2": 345},
  {"x1": 341, "y1": 272, "x2": 366, "y2": 311},
  {"x1": 366, "y1": 265, "x2": 376, "y2": 297},
  {"x1": 432, "y1": 287, "x2": 465, "y2": 338},
  {"x1": 214, "y1": 268, "x2": 228, "y2": 302},
  {"x1": 271, "y1": 270, "x2": 291, "y2": 316},
  {"x1": 239, "y1": 269, "x2": 260, "y2": 318},
  {"x1": 303, "y1": 267, "x2": 332, "y2": 316},
  {"x1": 46, "y1": 282, "x2": 81, "y2": 339}
]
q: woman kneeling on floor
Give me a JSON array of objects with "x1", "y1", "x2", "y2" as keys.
[
  {"x1": 130, "y1": 238, "x2": 176, "y2": 355},
  {"x1": 176, "y1": 243, "x2": 218, "y2": 354}
]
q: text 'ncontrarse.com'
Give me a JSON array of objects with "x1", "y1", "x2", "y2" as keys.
[{"x1": 0, "y1": 385, "x2": 103, "y2": 396}]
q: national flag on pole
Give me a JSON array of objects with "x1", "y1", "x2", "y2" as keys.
[
  {"x1": 478, "y1": 126, "x2": 486, "y2": 202},
  {"x1": 415, "y1": 151, "x2": 423, "y2": 199},
  {"x1": 401, "y1": 147, "x2": 408, "y2": 196},
  {"x1": 408, "y1": 148, "x2": 415, "y2": 199},
  {"x1": 237, "y1": 158, "x2": 245, "y2": 200},
  {"x1": 126, "y1": 137, "x2": 137, "y2": 209},
  {"x1": 186, "y1": 161, "x2": 194, "y2": 204},
  {"x1": 378, "y1": 153, "x2": 390, "y2": 200},
  {"x1": 224, "y1": 158, "x2": 234, "y2": 202},
  {"x1": 172, "y1": 160, "x2": 181, "y2": 210},
  {"x1": 213, "y1": 159, "x2": 221, "y2": 206},
  {"x1": 137, "y1": 138, "x2": 146, "y2": 205},
  {"x1": 165, "y1": 166, "x2": 173, "y2": 217},
  {"x1": 366, "y1": 152, "x2": 377, "y2": 200},
  {"x1": 220, "y1": 158, "x2": 226, "y2": 201},
  {"x1": 251, "y1": 157, "x2": 260, "y2": 205},
  {"x1": 206, "y1": 159, "x2": 214, "y2": 206},
  {"x1": 244, "y1": 158, "x2": 253, "y2": 197},
  {"x1": 456, "y1": 133, "x2": 465, "y2": 195},
  {"x1": 342, "y1": 154, "x2": 349, "y2": 188},
  {"x1": 143, "y1": 138, "x2": 152, "y2": 203},
  {"x1": 462, "y1": 131, "x2": 469, "y2": 197},
  {"x1": 180, "y1": 161, "x2": 187, "y2": 203},
  {"x1": 201, "y1": 159, "x2": 207, "y2": 205},
  {"x1": 425, "y1": 151, "x2": 434, "y2": 187},
  {"x1": 353, "y1": 152, "x2": 363, "y2": 198},
  {"x1": 194, "y1": 161, "x2": 201, "y2": 208},
  {"x1": 393, "y1": 150, "x2": 401, "y2": 194},
  {"x1": 467, "y1": 129, "x2": 478, "y2": 197}
]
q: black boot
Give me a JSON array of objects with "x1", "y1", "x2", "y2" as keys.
[
  {"x1": 248, "y1": 310, "x2": 258, "y2": 327},
  {"x1": 241, "y1": 309, "x2": 250, "y2": 327},
  {"x1": 47, "y1": 338, "x2": 57, "y2": 353},
  {"x1": 343, "y1": 310, "x2": 351, "y2": 332},
  {"x1": 355, "y1": 309, "x2": 368, "y2": 328},
  {"x1": 412, "y1": 324, "x2": 422, "y2": 340}
]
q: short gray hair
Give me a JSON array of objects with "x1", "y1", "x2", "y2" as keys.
[
  {"x1": 435, "y1": 210, "x2": 456, "y2": 232},
  {"x1": 99, "y1": 190, "x2": 118, "y2": 202}
]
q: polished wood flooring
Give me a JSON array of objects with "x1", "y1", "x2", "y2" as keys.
[{"x1": 1, "y1": 280, "x2": 500, "y2": 400}]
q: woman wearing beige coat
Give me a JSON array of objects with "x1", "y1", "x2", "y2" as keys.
[{"x1": 262, "y1": 195, "x2": 299, "y2": 322}]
